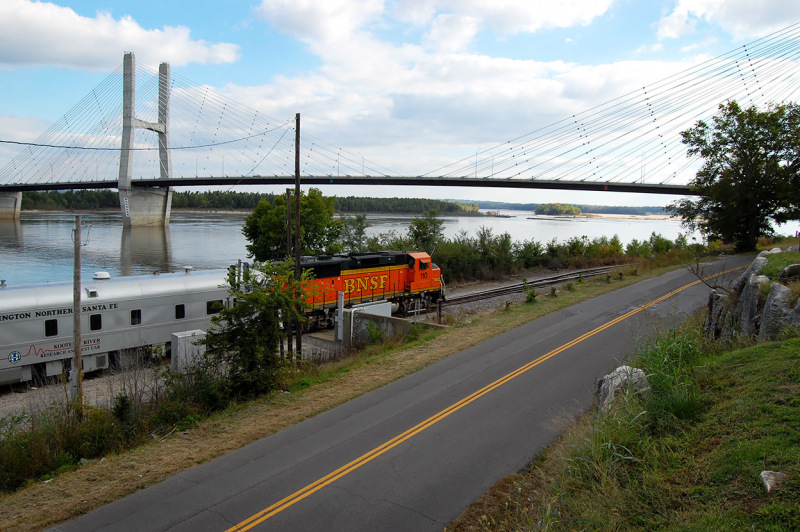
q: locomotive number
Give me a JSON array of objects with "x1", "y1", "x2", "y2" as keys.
[{"x1": 420, "y1": 272, "x2": 428, "y2": 279}]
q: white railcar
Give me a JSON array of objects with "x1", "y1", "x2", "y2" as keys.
[{"x1": 0, "y1": 269, "x2": 230, "y2": 386}]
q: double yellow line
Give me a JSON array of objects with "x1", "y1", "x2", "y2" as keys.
[{"x1": 227, "y1": 266, "x2": 742, "y2": 531}]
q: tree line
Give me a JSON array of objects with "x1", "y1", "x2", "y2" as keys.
[
  {"x1": 20, "y1": 190, "x2": 670, "y2": 217},
  {"x1": 534, "y1": 203, "x2": 583, "y2": 215},
  {"x1": 19, "y1": 190, "x2": 478, "y2": 215},
  {"x1": 242, "y1": 188, "x2": 700, "y2": 284},
  {"x1": 475, "y1": 201, "x2": 667, "y2": 215}
]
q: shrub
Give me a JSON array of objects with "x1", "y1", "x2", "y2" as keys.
[
  {"x1": 636, "y1": 328, "x2": 704, "y2": 433},
  {"x1": 626, "y1": 238, "x2": 650, "y2": 258}
]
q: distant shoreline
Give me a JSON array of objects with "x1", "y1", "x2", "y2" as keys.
[
  {"x1": 19, "y1": 208, "x2": 486, "y2": 217},
  {"x1": 584, "y1": 213, "x2": 676, "y2": 221},
  {"x1": 523, "y1": 213, "x2": 675, "y2": 221},
  {"x1": 17, "y1": 209, "x2": 673, "y2": 221}
]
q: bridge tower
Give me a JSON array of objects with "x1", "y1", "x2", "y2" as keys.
[{"x1": 118, "y1": 52, "x2": 173, "y2": 226}]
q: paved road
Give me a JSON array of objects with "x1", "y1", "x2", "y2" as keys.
[{"x1": 51, "y1": 256, "x2": 750, "y2": 532}]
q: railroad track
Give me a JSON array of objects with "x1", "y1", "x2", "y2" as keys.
[{"x1": 443, "y1": 264, "x2": 631, "y2": 306}]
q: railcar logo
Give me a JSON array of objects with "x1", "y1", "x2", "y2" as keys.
[
  {"x1": 8, "y1": 351, "x2": 21, "y2": 363},
  {"x1": 343, "y1": 274, "x2": 389, "y2": 294}
]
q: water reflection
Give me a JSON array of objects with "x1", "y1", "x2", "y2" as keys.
[
  {"x1": 0, "y1": 220, "x2": 22, "y2": 249},
  {"x1": 120, "y1": 225, "x2": 173, "y2": 276}
]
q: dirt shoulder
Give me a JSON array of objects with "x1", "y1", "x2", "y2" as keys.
[{"x1": 0, "y1": 266, "x2": 671, "y2": 531}]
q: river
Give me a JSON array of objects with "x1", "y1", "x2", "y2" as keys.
[{"x1": 0, "y1": 210, "x2": 793, "y2": 286}]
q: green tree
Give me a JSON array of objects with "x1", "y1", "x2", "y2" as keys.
[
  {"x1": 242, "y1": 188, "x2": 342, "y2": 261},
  {"x1": 668, "y1": 101, "x2": 800, "y2": 251},
  {"x1": 408, "y1": 210, "x2": 445, "y2": 253},
  {"x1": 340, "y1": 213, "x2": 369, "y2": 253},
  {"x1": 203, "y1": 261, "x2": 310, "y2": 399},
  {"x1": 535, "y1": 203, "x2": 582, "y2": 216}
]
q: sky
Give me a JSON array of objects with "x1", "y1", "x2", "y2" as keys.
[{"x1": 0, "y1": 0, "x2": 798, "y2": 207}]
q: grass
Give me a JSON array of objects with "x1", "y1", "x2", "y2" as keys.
[
  {"x1": 447, "y1": 329, "x2": 800, "y2": 531},
  {"x1": 761, "y1": 250, "x2": 800, "y2": 280}
]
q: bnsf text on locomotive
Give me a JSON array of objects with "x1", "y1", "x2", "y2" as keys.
[{"x1": 342, "y1": 274, "x2": 389, "y2": 294}]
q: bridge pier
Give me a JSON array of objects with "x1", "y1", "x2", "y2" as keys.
[
  {"x1": 118, "y1": 52, "x2": 173, "y2": 227},
  {"x1": 0, "y1": 192, "x2": 22, "y2": 219},
  {"x1": 119, "y1": 187, "x2": 172, "y2": 227}
]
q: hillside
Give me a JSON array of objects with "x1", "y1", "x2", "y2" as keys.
[{"x1": 448, "y1": 332, "x2": 800, "y2": 530}]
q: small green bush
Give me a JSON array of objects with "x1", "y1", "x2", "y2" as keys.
[{"x1": 637, "y1": 328, "x2": 705, "y2": 432}]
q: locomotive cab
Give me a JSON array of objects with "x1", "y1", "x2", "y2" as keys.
[
  {"x1": 403, "y1": 252, "x2": 443, "y2": 312},
  {"x1": 406, "y1": 252, "x2": 436, "y2": 283}
]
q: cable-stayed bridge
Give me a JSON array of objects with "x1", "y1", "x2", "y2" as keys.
[{"x1": 2, "y1": 23, "x2": 800, "y2": 224}]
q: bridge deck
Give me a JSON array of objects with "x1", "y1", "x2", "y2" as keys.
[{"x1": 0, "y1": 176, "x2": 692, "y2": 195}]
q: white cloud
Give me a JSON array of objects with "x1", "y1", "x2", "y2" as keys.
[
  {"x1": 394, "y1": 0, "x2": 614, "y2": 35},
  {"x1": 254, "y1": 0, "x2": 386, "y2": 45},
  {"x1": 0, "y1": 114, "x2": 51, "y2": 167},
  {"x1": 423, "y1": 14, "x2": 480, "y2": 52},
  {"x1": 0, "y1": 0, "x2": 239, "y2": 70},
  {"x1": 394, "y1": 0, "x2": 437, "y2": 27},
  {"x1": 657, "y1": 5, "x2": 697, "y2": 39},
  {"x1": 248, "y1": 0, "x2": 620, "y2": 132},
  {"x1": 433, "y1": 0, "x2": 614, "y2": 35},
  {"x1": 634, "y1": 43, "x2": 665, "y2": 55},
  {"x1": 256, "y1": 0, "x2": 613, "y2": 49},
  {"x1": 0, "y1": 114, "x2": 49, "y2": 141},
  {"x1": 237, "y1": 0, "x2": 714, "y2": 177},
  {"x1": 658, "y1": 0, "x2": 800, "y2": 40}
]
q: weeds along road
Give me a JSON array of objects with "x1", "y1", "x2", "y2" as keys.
[{"x1": 52, "y1": 255, "x2": 752, "y2": 532}]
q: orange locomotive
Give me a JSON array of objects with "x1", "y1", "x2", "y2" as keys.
[{"x1": 300, "y1": 251, "x2": 444, "y2": 329}]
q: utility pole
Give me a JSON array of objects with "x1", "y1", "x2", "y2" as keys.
[
  {"x1": 294, "y1": 113, "x2": 302, "y2": 356},
  {"x1": 285, "y1": 188, "x2": 293, "y2": 358},
  {"x1": 71, "y1": 216, "x2": 83, "y2": 414}
]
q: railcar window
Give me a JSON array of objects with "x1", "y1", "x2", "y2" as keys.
[
  {"x1": 90, "y1": 314, "x2": 102, "y2": 331},
  {"x1": 131, "y1": 309, "x2": 142, "y2": 325},
  {"x1": 175, "y1": 304, "x2": 185, "y2": 319},
  {"x1": 207, "y1": 300, "x2": 223, "y2": 315},
  {"x1": 45, "y1": 319, "x2": 58, "y2": 337}
]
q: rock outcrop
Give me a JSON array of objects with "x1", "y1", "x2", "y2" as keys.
[
  {"x1": 705, "y1": 250, "x2": 800, "y2": 341},
  {"x1": 779, "y1": 263, "x2": 800, "y2": 283},
  {"x1": 730, "y1": 256, "x2": 768, "y2": 294},
  {"x1": 735, "y1": 275, "x2": 769, "y2": 337},
  {"x1": 757, "y1": 283, "x2": 794, "y2": 341}
]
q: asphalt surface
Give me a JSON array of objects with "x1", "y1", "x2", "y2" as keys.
[{"x1": 50, "y1": 255, "x2": 751, "y2": 532}]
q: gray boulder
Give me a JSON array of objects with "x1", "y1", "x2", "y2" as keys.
[
  {"x1": 757, "y1": 283, "x2": 793, "y2": 341},
  {"x1": 595, "y1": 365, "x2": 650, "y2": 410},
  {"x1": 735, "y1": 275, "x2": 770, "y2": 337},
  {"x1": 759, "y1": 470, "x2": 787, "y2": 493},
  {"x1": 778, "y1": 264, "x2": 800, "y2": 283},
  {"x1": 705, "y1": 289, "x2": 731, "y2": 339},
  {"x1": 731, "y1": 257, "x2": 768, "y2": 294},
  {"x1": 757, "y1": 248, "x2": 783, "y2": 258}
]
